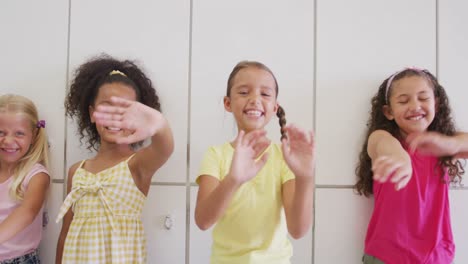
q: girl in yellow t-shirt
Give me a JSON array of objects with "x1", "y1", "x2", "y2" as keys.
[{"x1": 195, "y1": 61, "x2": 315, "y2": 264}]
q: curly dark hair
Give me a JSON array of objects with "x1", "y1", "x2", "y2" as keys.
[
  {"x1": 226, "y1": 60, "x2": 287, "y2": 140},
  {"x1": 355, "y1": 68, "x2": 464, "y2": 197},
  {"x1": 65, "y1": 54, "x2": 161, "y2": 151}
]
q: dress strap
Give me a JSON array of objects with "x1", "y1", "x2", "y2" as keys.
[
  {"x1": 78, "y1": 159, "x2": 87, "y2": 169},
  {"x1": 125, "y1": 153, "x2": 137, "y2": 162}
]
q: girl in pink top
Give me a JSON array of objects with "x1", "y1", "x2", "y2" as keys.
[
  {"x1": 355, "y1": 68, "x2": 468, "y2": 264},
  {"x1": 0, "y1": 94, "x2": 50, "y2": 263}
]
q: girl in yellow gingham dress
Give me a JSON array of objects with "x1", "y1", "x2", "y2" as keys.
[
  {"x1": 56, "y1": 154, "x2": 146, "y2": 263},
  {"x1": 56, "y1": 56, "x2": 174, "y2": 264}
]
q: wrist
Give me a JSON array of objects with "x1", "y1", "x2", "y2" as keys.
[
  {"x1": 453, "y1": 134, "x2": 467, "y2": 154},
  {"x1": 223, "y1": 174, "x2": 243, "y2": 190},
  {"x1": 151, "y1": 113, "x2": 167, "y2": 135},
  {"x1": 294, "y1": 175, "x2": 314, "y2": 184}
]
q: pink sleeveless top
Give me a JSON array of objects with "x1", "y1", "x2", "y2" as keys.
[
  {"x1": 364, "y1": 149, "x2": 454, "y2": 264},
  {"x1": 0, "y1": 163, "x2": 49, "y2": 260}
]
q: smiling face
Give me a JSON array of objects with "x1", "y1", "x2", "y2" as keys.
[
  {"x1": 89, "y1": 82, "x2": 137, "y2": 144},
  {"x1": 224, "y1": 67, "x2": 279, "y2": 133},
  {"x1": 0, "y1": 112, "x2": 34, "y2": 167},
  {"x1": 383, "y1": 75, "x2": 436, "y2": 136}
]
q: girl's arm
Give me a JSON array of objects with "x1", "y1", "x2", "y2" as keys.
[
  {"x1": 132, "y1": 114, "x2": 173, "y2": 182},
  {"x1": 92, "y1": 97, "x2": 174, "y2": 182},
  {"x1": 282, "y1": 178, "x2": 314, "y2": 239},
  {"x1": 195, "y1": 175, "x2": 241, "y2": 230},
  {"x1": 195, "y1": 130, "x2": 269, "y2": 230},
  {"x1": 56, "y1": 164, "x2": 78, "y2": 264},
  {"x1": 368, "y1": 130, "x2": 412, "y2": 190},
  {"x1": 407, "y1": 132, "x2": 468, "y2": 158},
  {"x1": 454, "y1": 133, "x2": 468, "y2": 158},
  {"x1": 281, "y1": 125, "x2": 315, "y2": 239},
  {"x1": 0, "y1": 172, "x2": 49, "y2": 243}
]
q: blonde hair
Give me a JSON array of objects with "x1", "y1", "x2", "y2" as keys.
[{"x1": 0, "y1": 94, "x2": 49, "y2": 200}]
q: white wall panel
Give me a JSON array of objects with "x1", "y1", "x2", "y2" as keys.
[
  {"x1": 67, "y1": 0, "x2": 190, "y2": 183},
  {"x1": 439, "y1": 0, "x2": 468, "y2": 130},
  {"x1": 190, "y1": 0, "x2": 315, "y2": 182},
  {"x1": 316, "y1": 0, "x2": 436, "y2": 185},
  {"x1": 0, "y1": 1, "x2": 69, "y2": 179},
  {"x1": 314, "y1": 188, "x2": 373, "y2": 263},
  {"x1": 143, "y1": 186, "x2": 186, "y2": 264},
  {"x1": 450, "y1": 190, "x2": 468, "y2": 263},
  {"x1": 189, "y1": 186, "x2": 213, "y2": 263},
  {"x1": 39, "y1": 183, "x2": 64, "y2": 263}
]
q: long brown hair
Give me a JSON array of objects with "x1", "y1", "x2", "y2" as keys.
[{"x1": 355, "y1": 69, "x2": 464, "y2": 196}]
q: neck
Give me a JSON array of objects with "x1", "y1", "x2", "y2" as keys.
[
  {"x1": 0, "y1": 161, "x2": 17, "y2": 178},
  {"x1": 96, "y1": 141, "x2": 134, "y2": 159}
]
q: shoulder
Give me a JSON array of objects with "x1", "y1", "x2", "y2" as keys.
[
  {"x1": 204, "y1": 142, "x2": 233, "y2": 157},
  {"x1": 270, "y1": 143, "x2": 285, "y2": 159},
  {"x1": 369, "y1": 129, "x2": 395, "y2": 139},
  {"x1": 23, "y1": 163, "x2": 50, "y2": 186},
  {"x1": 67, "y1": 161, "x2": 83, "y2": 180}
]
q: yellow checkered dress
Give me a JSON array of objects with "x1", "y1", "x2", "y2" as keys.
[{"x1": 56, "y1": 155, "x2": 147, "y2": 263}]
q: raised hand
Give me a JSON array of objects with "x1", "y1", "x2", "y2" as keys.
[
  {"x1": 406, "y1": 132, "x2": 459, "y2": 157},
  {"x1": 281, "y1": 124, "x2": 315, "y2": 179},
  {"x1": 227, "y1": 130, "x2": 270, "y2": 185},
  {"x1": 93, "y1": 96, "x2": 166, "y2": 144},
  {"x1": 372, "y1": 153, "x2": 412, "y2": 191}
]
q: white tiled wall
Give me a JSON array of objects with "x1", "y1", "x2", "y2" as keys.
[
  {"x1": 66, "y1": 0, "x2": 190, "y2": 183},
  {"x1": 143, "y1": 186, "x2": 187, "y2": 263},
  {"x1": 0, "y1": 0, "x2": 467, "y2": 263},
  {"x1": 190, "y1": 0, "x2": 315, "y2": 182},
  {"x1": 315, "y1": 0, "x2": 436, "y2": 186},
  {"x1": 39, "y1": 183, "x2": 64, "y2": 263},
  {"x1": 0, "y1": 1, "x2": 69, "y2": 179}
]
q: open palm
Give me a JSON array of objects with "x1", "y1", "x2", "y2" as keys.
[
  {"x1": 228, "y1": 130, "x2": 270, "y2": 185},
  {"x1": 281, "y1": 124, "x2": 315, "y2": 179},
  {"x1": 93, "y1": 96, "x2": 164, "y2": 144}
]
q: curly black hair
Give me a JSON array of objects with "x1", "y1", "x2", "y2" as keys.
[
  {"x1": 65, "y1": 54, "x2": 161, "y2": 151},
  {"x1": 355, "y1": 69, "x2": 464, "y2": 197},
  {"x1": 226, "y1": 60, "x2": 287, "y2": 140}
]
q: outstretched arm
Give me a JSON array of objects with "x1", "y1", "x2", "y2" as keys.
[
  {"x1": 281, "y1": 125, "x2": 315, "y2": 239},
  {"x1": 0, "y1": 172, "x2": 49, "y2": 243},
  {"x1": 93, "y1": 96, "x2": 174, "y2": 181},
  {"x1": 368, "y1": 130, "x2": 412, "y2": 190},
  {"x1": 407, "y1": 131, "x2": 468, "y2": 159},
  {"x1": 195, "y1": 130, "x2": 269, "y2": 230}
]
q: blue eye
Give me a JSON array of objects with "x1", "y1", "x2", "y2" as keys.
[{"x1": 15, "y1": 131, "x2": 25, "y2": 136}]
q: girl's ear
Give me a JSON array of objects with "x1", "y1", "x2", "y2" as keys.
[
  {"x1": 274, "y1": 101, "x2": 279, "y2": 114},
  {"x1": 223, "y1": 96, "x2": 232, "y2": 112},
  {"x1": 383, "y1": 104, "x2": 394, "y2": 120},
  {"x1": 89, "y1": 105, "x2": 96, "y2": 123}
]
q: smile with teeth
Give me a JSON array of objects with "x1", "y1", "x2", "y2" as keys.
[
  {"x1": 106, "y1": 127, "x2": 122, "y2": 131},
  {"x1": 244, "y1": 109, "x2": 263, "y2": 117},
  {"x1": 406, "y1": 114, "x2": 425, "y2": 121},
  {"x1": 1, "y1": 148, "x2": 18, "y2": 153}
]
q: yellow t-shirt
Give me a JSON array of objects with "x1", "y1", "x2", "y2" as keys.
[{"x1": 197, "y1": 142, "x2": 295, "y2": 264}]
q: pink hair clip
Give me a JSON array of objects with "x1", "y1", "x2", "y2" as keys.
[
  {"x1": 37, "y1": 120, "x2": 46, "y2": 128},
  {"x1": 385, "y1": 67, "x2": 426, "y2": 102}
]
